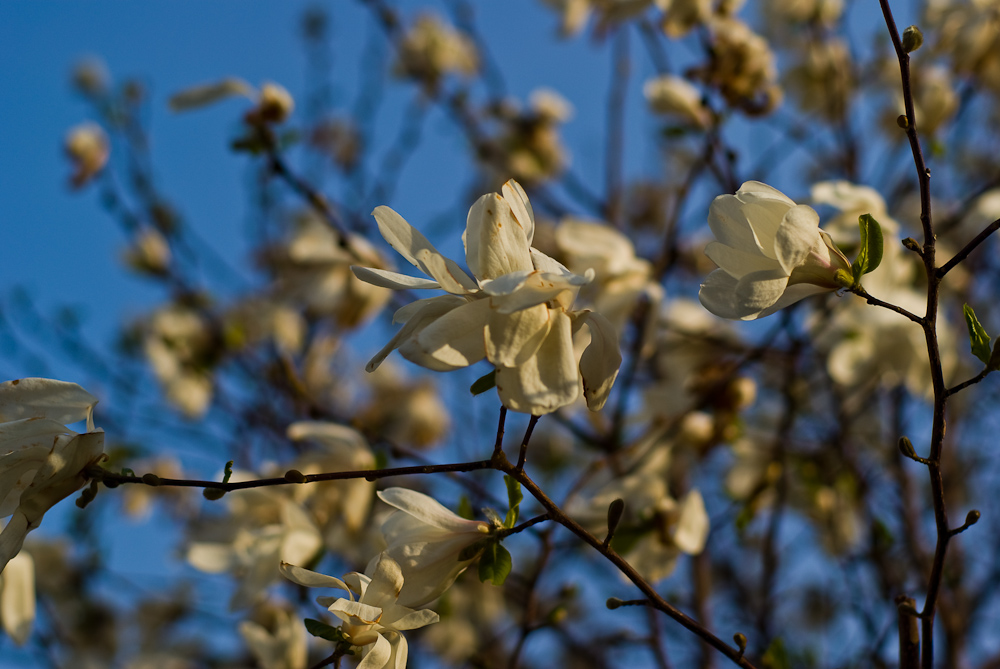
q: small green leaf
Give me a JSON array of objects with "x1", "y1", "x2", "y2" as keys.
[
  {"x1": 478, "y1": 542, "x2": 512, "y2": 586},
  {"x1": 457, "y1": 495, "x2": 474, "y2": 520},
  {"x1": 762, "y1": 637, "x2": 790, "y2": 669},
  {"x1": 120, "y1": 468, "x2": 135, "y2": 478},
  {"x1": 503, "y1": 475, "x2": 522, "y2": 529},
  {"x1": 222, "y1": 460, "x2": 234, "y2": 484},
  {"x1": 851, "y1": 214, "x2": 884, "y2": 284},
  {"x1": 470, "y1": 369, "x2": 497, "y2": 396},
  {"x1": 962, "y1": 304, "x2": 992, "y2": 365},
  {"x1": 304, "y1": 618, "x2": 345, "y2": 643}
]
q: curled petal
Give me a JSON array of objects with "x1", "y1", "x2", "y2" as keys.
[
  {"x1": 377, "y1": 488, "x2": 486, "y2": 534},
  {"x1": 357, "y1": 633, "x2": 392, "y2": 669},
  {"x1": 372, "y1": 206, "x2": 477, "y2": 294},
  {"x1": 400, "y1": 299, "x2": 489, "y2": 371},
  {"x1": 578, "y1": 311, "x2": 622, "y2": 411},
  {"x1": 464, "y1": 194, "x2": 533, "y2": 281},
  {"x1": 351, "y1": 266, "x2": 441, "y2": 291},
  {"x1": 496, "y1": 310, "x2": 580, "y2": 415},
  {"x1": 501, "y1": 179, "x2": 535, "y2": 246},
  {"x1": 0, "y1": 378, "x2": 98, "y2": 426},
  {"x1": 366, "y1": 296, "x2": 466, "y2": 372},
  {"x1": 279, "y1": 562, "x2": 350, "y2": 592},
  {"x1": 774, "y1": 205, "x2": 820, "y2": 274},
  {"x1": 486, "y1": 303, "x2": 551, "y2": 367}
]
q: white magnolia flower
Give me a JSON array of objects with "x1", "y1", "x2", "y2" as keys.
[
  {"x1": 0, "y1": 378, "x2": 105, "y2": 575},
  {"x1": 64, "y1": 122, "x2": 109, "y2": 188},
  {"x1": 567, "y1": 441, "x2": 709, "y2": 582},
  {"x1": 0, "y1": 551, "x2": 34, "y2": 645},
  {"x1": 187, "y1": 482, "x2": 323, "y2": 610},
  {"x1": 280, "y1": 554, "x2": 439, "y2": 669},
  {"x1": 643, "y1": 75, "x2": 711, "y2": 129},
  {"x1": 372, "y1": 488, "x2": 492, "y2": 608},
  {"x1": 239, "y1": 604, "x2": 308, "y2": 669},
  {"x1": 699, "y1": 181, "x2": 852, "y2": 320},
  {"x1": 352, "y1": 179, "x2": 621, "y2": 415}
]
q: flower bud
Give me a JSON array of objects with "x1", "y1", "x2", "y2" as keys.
[
  {"x1": 606, "y1": 597, "x2": 624, "y2": 610},
  {"x1": 141, "y1": 473, "x2": 161, "y2": 486},
  {"x1": 256, "y1": 83, "x2": 294, "y2": 124},
  {"x1": 965, "y1": 509, "x2": 981, "y2": 527},
  {"x1": 902, "y1": 25, "x2": 923, "y2": 53},
  {"x1": 203, "y1": 487, "x2": 227, "y2": 501}
]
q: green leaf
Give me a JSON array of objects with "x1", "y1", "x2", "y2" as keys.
[
  {"x1": 478, "y1": 542, "x2": 512, "y2": 586},
  {"x1": 851, "y1": 214, "x2": 884, "y2": 284},
  {"x1": 470, "y1": 369, "x2": 497, "y2": 396},
  {"x1": 503, "y1": 475, "x2": 523, "y2": 529},
  {"x1": 457, "y1": 495, "x2": 474, "y2": 520},
  {"x1": 120, "y1": 468, "x2": 135, "y2": 478},
  {"x1": 222, "y1": 460, "x2": 234, "y2": 484},
  {"x1": 304, "y1": 618, "x2": 346, "y2": 643},
  {"x1": 962, "y1": 304, "x2": 992, "y2": 366},
  {"x1": 762, "y1": 637, "x2": 790, "y2": 669}
]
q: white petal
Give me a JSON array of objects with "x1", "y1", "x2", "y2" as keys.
[
  {"x1": 390, "y1": 608, "x2": 440, "y2": 631},
  {"x1": 734, "y1": 269, "x2": 790, "y2": 313},
  {"x1": 187, "y1": 543, "x2": 234, "y2": 573},
  {"x1": 698, "y1": 270, "x2": 749, "y2": 320},
  {"x1": 278, "y1": 562, "x2": 350, "y2": 591},
  {"x1": 707, "y1": 194, "x2": 762, "y2": 255},
  {"x1": 0, "y1": 512, "x2": 29, "y2": 576},
  {"x1": 287, "y1": 421, "x2": 369, "y2": 453},
  {"x1": 673, "y1": 490, "x2": 709, "y2": 554},
  {"x1": 377, "y1": 488, "x2": 484, "y2": 533},
  {"x1": 736, "y1": 180, "x2": 797, "y2": 206},
  {"x1": 372, "y1": 206, "x2": 477, "y2": 294},
  {"x1": 363, "y1": 554, "x2": 404, "y2": 607},
  {"x1": 366, "y1": 296, "x2": 466, "y2": 372},
  {"x1": 351, "y1": 266, "x2": 441, "y2": 291},
  {"x1": 330, "y1": 599, "x2": 383, "y2": 625},
  {"x1": 0, "y1": 378, "x2": 98, "y2": 425},
  {"x1": 357, "y1": 633, "x2": 392, "y2": 669},
  {"x1": 464, "y1": 194, "x2": 533, "y2": 281},
  {"x1": 388, "y1": 632, "x2": 409, "y2": 669},
  {"x1": 754, "y1": 283, "x2": 831, "y2": 319},
  {"x1": 486, "y1": 303, "x2": 552, "y2": 367},
  {"x1": 774, "y1": 205, "x2": 820, "y2": 274},
  {"x1": 578, "y1": 311, "x2": 622, "y2": 411},
  {"x1": 704, "y1": 241, "x2": 778, "y2": 279},
  {"x1": 501, "y1": 180, "x2": 535, "y2": 246},
  {"x1": 168, "y1": 78, "x2": 253, "y2": 111},
  {"x1": 0, "y1": 551, "x2": 34, "y2": 645},
  {"x1": 495, "y1": 310, "x2": 580, "y2": 415},
  {"x1": 400, "y1": 299, "x2": 489, "y2": 371}
]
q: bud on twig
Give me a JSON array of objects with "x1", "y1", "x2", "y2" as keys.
[
  {"x1": 966, "y1": 509, "x2": 981, "y2": 527},
  {"x1": 734, "y1": 632, "x2": 747, "y2": 658},
  {"x1": 605, "y1": 498, "x2": 625, "y2": 548},
  {"x1": 203, "y1": 487, "x2": 227, "y2": 501},
  {"x1": 898, "y1": 436, "x2": 917, "y2": 459},
  {"x1": 141, "y1": 473, "x2": 161, "y2": 486},
  {"x1": 896, "y1": 115, "x2": 909, "y2": 129},
  {"x1": 606, "y1": 597, "x2": 624, "y2": 610},
  {"x1": 902, "y1": 25, "x2": 924, "y2": 53},
  {"x1": 284, "y1": 469, "x2": 307, "y2": 483},
  {"x1": 901, "y1": 237, "x2": 921, "y2": 253}
]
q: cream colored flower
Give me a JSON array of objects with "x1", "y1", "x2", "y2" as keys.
[
  {"x1": 567, "y1": 440, "x2": 708, "y2": 582},
  {"x1": 699, "y1": 181, "x2": 851, "y2": 320},
  {"x1": 280, "y1": 554, "x2": 439, "y2": 669},
  {"x1": 168, "y1": 78, "x2": 293, "y2": 124},
  {"x1": 372, "y1": 488, "x2": 492, "y2": 608},
  {"x1": 0, "y1": 551, "x2": 34, "y2": 645},
  {"x1": 352, "y1": 180, "x2": 621, "y2": 415},
  {"x1": 0, "y1": 378, "x2": 105, "y2": 574},
  {"x1": 239, "y1": 603, "x2": 308, "y2": 669},
  {"x1": 65, "y1": 122, "x2": 109, "y2": 188},
  {"x1": 643, "y1": 75, "x2": 711, "y2": 128},
  {"x1": 394, "y1": 14, "x2": 478, "y2": 89}
]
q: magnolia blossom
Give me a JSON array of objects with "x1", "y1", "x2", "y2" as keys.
[
  {"x1": 352, "y1": 179, "x2": 621, "y2": 415},
  {"x1": 643, "y1": 75, "x2": 712, "y2": 129},
  {"x1": 64, "y1": 122, "x2": 109, "y2": 188},
  {"x1": 0, "y1": 551, "x2": 34, "y2": 645},
  {"x1": 238, "y1": 603, "x2": 308, "y2": 669},
  {"x1": 169, "y1": 79, "x2": 294, "y2": 123},
  {"x1": 0, "y1": 378, "x2": 105, "y2": 575},
  {"x1": 372, "y1": 488, "x2": 492, "y2": 608},
  {"x1": 567, "y1": 441, "x2": 709, "y2": 582},
  {"x1": 699, "y1": 181, "x2": 852, "y2": 320},
  {"x1": 187, "y1": 481, "x2": 323, "y2": 610},
  {"x1": 280, "y1": 554, "x2": 439, "y2": 669}
]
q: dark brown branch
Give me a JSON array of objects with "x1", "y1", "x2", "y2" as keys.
[{"x1": 937, "y1": 217, "x2": 1000, "y2": 278}]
